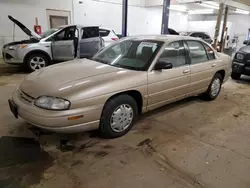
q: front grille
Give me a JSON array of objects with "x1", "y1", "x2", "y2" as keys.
[{"x1": 19, "y1": 89, "x2": 35, "y2": 104}]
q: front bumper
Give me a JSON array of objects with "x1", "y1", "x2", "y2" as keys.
[
  {"x1": 10, "y1": 90, "x2": 101, "y2": 133},
  {"x1": 2, "y1": 47, "x2": 24, "y2": 65},
  {"x1": 232, "y1": 61, "x2": 250, "y2": 76}
]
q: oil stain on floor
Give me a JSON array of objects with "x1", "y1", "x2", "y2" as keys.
[{"x1": 0, "y1": 136, "x2": 54, "y2": 188}]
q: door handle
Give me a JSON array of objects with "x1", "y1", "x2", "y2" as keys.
[
  {"x1": 212, "y1": 64, "x2": 216, "y2": 67},
  {"x1": 183, "y1": 69, "x2": 190, "y2": 74}
]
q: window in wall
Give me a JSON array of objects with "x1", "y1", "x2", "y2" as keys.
[
  {"x1": 186, "y1": 41, "x2": 208, "y2": 64},
  {"x1": 158, "y1": 41, "x2": 187, "y2": 67}
]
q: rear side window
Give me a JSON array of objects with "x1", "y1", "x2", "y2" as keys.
[
  {"x1": 81, "y1": 27, "x2": 99, "y2": 39},
  {"x1": 99, "y1": 29, "x2": 110, "y2": 37},
  {"x1": 186, "y1": 41, "x2": 208, "y2": 64},
  {"x1": 158, "y1": 41, "x2": 187, "y2": 67},
  {"x1": 203, "y1": 43, "x2": 215, "y2": 60}
]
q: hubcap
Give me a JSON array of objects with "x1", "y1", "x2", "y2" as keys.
[
  {"x1": 110, "y1": 104, "x2": 133, "y2": 133},
  {"x1": 211, "y1": 78, "x2": 221, "y2": 97},
  {"x1": 30, "y1": 57, "x2": 46, "y2": 70}
]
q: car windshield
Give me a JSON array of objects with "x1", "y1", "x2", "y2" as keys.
[
  {"x1": 40, "y1": 28, "x2": 60, "y2": 38},
  {"x1": 92, "y1": 39, "x2": 163, "y2": 71}
]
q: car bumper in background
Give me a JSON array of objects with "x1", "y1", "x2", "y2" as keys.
[
  {"x1": 2, "y1": 48, "x2": 24, "y2": 65},
  {"x1": 9, "y1": 90, "x2": 101, "y2": 133},
  {"x1": 232, "y1": 61, "x2": 250, "y2": 76}
]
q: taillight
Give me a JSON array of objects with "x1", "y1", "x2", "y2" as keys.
[{"x1": 111, "y1": 38, "x2": 119, "y2": 41}]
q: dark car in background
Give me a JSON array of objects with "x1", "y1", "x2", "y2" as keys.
[
  {"x1": 180, "y1": 31, "x2": 213, "y2": 44},
  {"x1": 231, "y1": 40, "x2": 250, "y2": 80}
]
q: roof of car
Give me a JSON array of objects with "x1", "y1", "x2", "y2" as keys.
[
  {"x1": 59, "y1": 24, "x2": 100, "y2": 28},
  {"x1": 124, "y1": 35, "x2": 204, "y2": 42}
]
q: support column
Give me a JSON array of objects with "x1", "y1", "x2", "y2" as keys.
[
  {"x1": 220, "y1": 5, "x2": 229, "y2": 52},
  {"x1": 212, "y1": 2, "x2": 224, "y2": 49},
  {"x1": 161, "y1": 0, "x2": 170, "y2": 34},
  {"x1": 122, "y1": 0, "x2": 128, "y2": 37}
]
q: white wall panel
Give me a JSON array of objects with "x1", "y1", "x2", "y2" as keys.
[{"x1": 0, "y1": 0, "x2": 72, "y2": 53}]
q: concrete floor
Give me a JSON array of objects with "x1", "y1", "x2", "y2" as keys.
[{"x1": 1, "y1": 73, "x2": 250, "y2": 188}]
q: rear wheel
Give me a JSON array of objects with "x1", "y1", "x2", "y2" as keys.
[
  {"x1": 25, "y1": 53, "x2": 49, "y2": 72},
  {"x1": 202, "y1": 73, "x2": 222, "y2": 101},
  {"x1": 99, "y1": 94, "x2": 138, "y2": 138},
  {"x1": 231, "y1": 72, "x2": 241, "y2": 80}
]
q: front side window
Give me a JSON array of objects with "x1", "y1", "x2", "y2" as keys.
[
  {"x1": 92, "y1": 40, "x2": 163, "y2": 71},
  {"x1": 187, "y1": 41, "x2": 208, "y2": 64},
  {"x1": 53, "y1": 27, "x2": 75, "y2": 41},
  {"x1": 157, "y1": 41, "x2": 187, "y2": 67},
  {"x1": 203, "y1": 43, "x2": 215, "y2": 60}
]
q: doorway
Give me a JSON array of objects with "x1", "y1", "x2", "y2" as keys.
[
  {"x1": 46, "y1": 9, "x2": 71, "y2": 29},
  {"x1": 50, "y1": 16, "x2": 68, "y2": 28}
]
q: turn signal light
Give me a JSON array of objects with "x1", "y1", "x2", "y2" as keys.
[
  {"x1": 111, "y1": 38, "x2": 119, "y2": 41},
  {"x1": 68, "y1": 115, "x2": 84, "y2": 120}
]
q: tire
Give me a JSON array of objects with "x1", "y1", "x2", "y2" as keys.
[
  {"x1": 25, "y1": 53, "x2": 49, "y2": 72},
  {"x1": 202, "y1": 73, "x2": 223, "y2": 101},
  {"x1": 231, "y1": 72, "x2": 241, "y2": 80},
  {"x1": 99, "y1": 94, "x2": 138, "y2": 138}
]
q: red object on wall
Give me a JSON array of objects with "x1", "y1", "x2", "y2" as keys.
[{"x1": 34, "y1": 25, "x2": 42, "y2": 35}]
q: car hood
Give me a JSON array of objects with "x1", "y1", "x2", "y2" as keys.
[
  {"x1": 239, "y1": 46, "x2": 250, "y2": 54},
  {"x1": 8, "y1": 15, "x2": 41, "y2": 40},
  {"x1": 20, "y1": 59, "x2": 146, "y2": 99}
]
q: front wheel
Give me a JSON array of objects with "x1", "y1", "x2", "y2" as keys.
[
  {"x1": 231, "y1": 72, "x2": 241, "y2": 80},
  {"x1": 202, "y1": 73, "x2": 222, "y2": 101},
  {"x1": 25, "y1": 53, "x2": 49, "y2": 72},
  {"x1": 99, "y1": 94, "x2": 138, "y2": 138}
]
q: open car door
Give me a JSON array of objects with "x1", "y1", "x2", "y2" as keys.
[
  {"x1": 51, "y1": 26, "x2": 77, "y2": 61},
  {"x1": 79, "y1": 27, "x2": 103, "y2": 58}
]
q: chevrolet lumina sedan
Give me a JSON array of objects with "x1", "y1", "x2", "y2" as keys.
[{"x1": 9, "y1": 35, "x2": 232, "y2": 138}]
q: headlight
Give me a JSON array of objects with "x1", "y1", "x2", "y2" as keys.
[
  {"x1": 236, "y1": 53, "x2": 244, "y2": 60},
  {"x1": 35, "y1": 96, "x2": 71, "y2": 110},
  {"x1": 8, "y1": 46, "x2": 17, "y2": 50}
]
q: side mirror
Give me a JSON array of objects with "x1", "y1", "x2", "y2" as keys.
[
  {"x1": 155, "y1": 61, "x2": 173, "y2": 70},
  {"x1": 243, "y1": 40, "x2": 249, "y2": 45}
]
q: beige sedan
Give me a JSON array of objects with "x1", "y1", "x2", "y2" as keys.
[{"x1": 9, "y1": 35, "x2": 232, "y2": 138}]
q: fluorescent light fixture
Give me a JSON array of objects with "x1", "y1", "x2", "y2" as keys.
[
  {"x1": 199, "y1": 4, "x2": 219, "y2": 9},
  {"x1": 204, "y1": 1, "x2": 219, "y2": 6},
  {"x1": 188, "y1": 9, "x2": 214, "y2": 15},
  {"x1": 235, "y1": 8, "x2": 249, "y2": 15},
  {"x1": 169, "y1": 5, "x2": 187, "y2": 12}
]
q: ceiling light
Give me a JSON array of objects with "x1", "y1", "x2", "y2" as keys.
[
  {"x1": 235, "y1": 8, "x2": 249, "y2": 14},
  {"x1": 188, "y1": 9, "x2": 214, "y2": 15},
  {"x1": 169, "y1": 5, "x2": 187, "y2": 12}
]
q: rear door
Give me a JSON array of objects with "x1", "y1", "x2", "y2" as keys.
[
  {"x1": 51, "y1": 26, "x2": 76, "y2": 61},
  {"x1": 79, "y1": 27, "x2": 102, "y2": 58},
  {"x1": 185, "y1": 40, "x2": 217, "y2": 95}
]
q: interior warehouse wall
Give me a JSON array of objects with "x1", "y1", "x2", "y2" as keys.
[
  {"x1": 73, "y1": 0, "x2": 188, "y2": 35},
  {"x1": 189, "y1": 14, "x2": 250, "y2": 50},
  {"x1": 0, "y1": 0, "x2": 73, "y2": 56},
  {"x1": 0, "y1": 0, "x2": 189, "y2": 58}
]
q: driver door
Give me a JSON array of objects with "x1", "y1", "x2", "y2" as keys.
[
  {"x1": 51, "y1": 26, "x2": 76, "y2": 61},
  {"x1": 147, "y1": 41, "x2": 191, "y2": 111}
]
